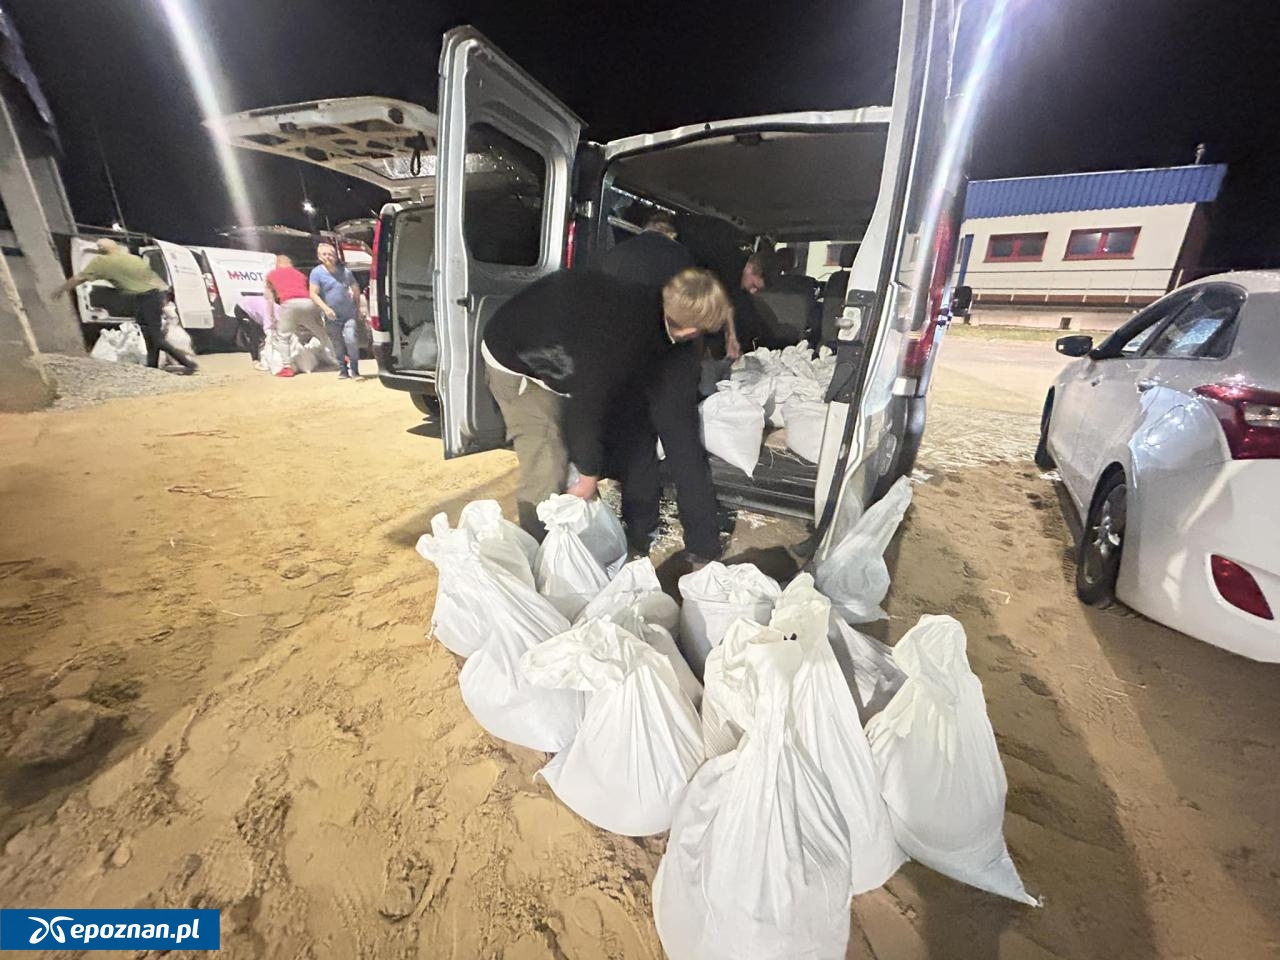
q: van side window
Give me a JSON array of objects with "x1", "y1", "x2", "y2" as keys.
[{"x1": 463, "y1": 122, "x2": 546, "y2": 266}]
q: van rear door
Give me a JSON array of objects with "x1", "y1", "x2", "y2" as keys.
[
  {"x1": 212, "y1": 97, "x2": 438, "y2": 201},
  {"x1": 150, "y1": 240, "x2": 214, "y2": 329},
  {"x1": 433, "y1": 27, "x2": 583, "y2": 458}
]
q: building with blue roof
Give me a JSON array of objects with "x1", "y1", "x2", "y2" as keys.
[{"x1": 958, "y1": 163, "x2": 1227, "y2": 330}]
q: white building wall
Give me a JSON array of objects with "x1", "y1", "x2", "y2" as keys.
[{"x1": 959, "y1": 203, "x2": 1195, "y2": 304}]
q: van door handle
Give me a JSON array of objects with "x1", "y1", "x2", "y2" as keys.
[
  {"x1": 455, "y1": 292, "x2": 477, "y2": 311},
  {"x1": 1135, "y1": 378, "x2": 1157, "y2": 393},
  {"x1": 1090, "y1": 377, "x2": 1102, "y2": 387}
]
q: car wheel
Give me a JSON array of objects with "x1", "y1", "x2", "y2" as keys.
[
  {"x1": 1076, "y1": 472, "x2": 1126, "y2": 608},
  {"x1": 411, "y1": 393, "x2": 439, "y2": 418},
  {"x1": 1034, "y1": 392, "x2": 1055, "y2": 469}
]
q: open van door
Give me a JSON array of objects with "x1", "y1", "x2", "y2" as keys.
[
  {"x1": 434, "y1": 27, "x2": 583, "y2": 458},
  {"x1": 147, "y1": 240, "x2": 214, "y2": 330},
  {"x1": 213, "y1": 97, "x2": 438, "y2": 201}
]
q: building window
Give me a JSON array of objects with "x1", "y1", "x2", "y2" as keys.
[
  {"x1": 984, "y1": 232, "x2": 1047, "y2": 262},
  {"x1": 1064, "y1": 226, "x2": 1140, "y2": 260}
]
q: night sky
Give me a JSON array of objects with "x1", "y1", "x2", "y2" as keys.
[{"x1": 9, "y1": 0, "x2": 1280, "y2": 270}]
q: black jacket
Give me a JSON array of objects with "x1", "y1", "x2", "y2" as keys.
[
  {"x1": 483, "y1": 270, "x2": 672, "y2": 477},
  {"x1": 600, "y1": 230, "x2": 695, "y2": 288}
]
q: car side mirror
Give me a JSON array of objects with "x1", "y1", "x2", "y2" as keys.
[{"x1": 1056, "y1": 335, "x2": 1094, "y2": 358}]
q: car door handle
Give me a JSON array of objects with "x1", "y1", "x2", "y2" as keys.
[{"x1": 1136, "y1": 378, "x2": 1157, "y2": 393}]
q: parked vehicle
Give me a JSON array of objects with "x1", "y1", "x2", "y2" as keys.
[
  {"x1": 69, "y1": 235, "x2": 275, "y2": 349},
  {"x1": 1038, "y1": 272, "x2": 1280, "y2": 661},
  {"x1": 216, "y1": 0, "x2": 999, "y2": 536}
]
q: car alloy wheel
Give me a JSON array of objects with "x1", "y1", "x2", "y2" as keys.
[{"x1": 1076, "y1": 473, "x2": 1126, "y2": 608}]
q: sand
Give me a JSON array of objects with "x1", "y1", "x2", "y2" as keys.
[{"x1": 0, "y1": 355, "x2": 1276, "y2": 959}]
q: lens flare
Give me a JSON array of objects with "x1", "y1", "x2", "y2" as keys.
[{"x1": 157, "y1": 0, "x2": 254, "y2": 228}]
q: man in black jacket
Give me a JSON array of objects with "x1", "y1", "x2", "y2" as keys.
[{"x1": 482, "y1": 268, "x2": 731, "y2": 549}]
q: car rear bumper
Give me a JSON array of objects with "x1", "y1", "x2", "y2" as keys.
[{"x1": 1121, "y1": 460, "x2": 1280, "y2": 661}]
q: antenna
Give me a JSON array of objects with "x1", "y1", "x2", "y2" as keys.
[{"x1": 91, "y1": 118, "x2": 127, "y2": 231}]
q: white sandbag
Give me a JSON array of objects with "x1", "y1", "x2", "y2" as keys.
[
  {"x1": 161, "y1": 314, "x2": 194, "y2": 362},
  {"x1": 415, "y1": 512, "x2": 555, "y2": 656},
  {"x1": 292, "y1": 336, "x2": 330, "y2": 373},
  {"x1": 700, "y1": 383, "x2": 765, "y2": 477},
  {"x1": 458, "y1": 499, "x2": 539, "y2": 573},
  {"x1": 535, "y1": 495, "x2": 612, "y2": 620},
  {"x1": 783, "y1": 397, "x2": 827, "y2": 462},
  {"x1": 576, "y1": 558, "x2": 700, "y2": 704},
  {"x1": 700, "y1": 617, "x2": 787, "y2": 758},
  {"x1": 89, "y1": 332, "x2": 119, "y2": 363},
  {"x1": 577, "y1": 557, "x2": 678, "y2": 634},
  {"x1": 813, "y1": 474, "x2": 913, "y2": 622},
  {"x1": 521, "y1": 618, "x2": 704, "y2": 836},
  {"x1": 772, "y1": 575, "x2": 906, "y2": 893},
  {"x1": 653, "y1": 640, "x2": 853, "y2": 960},
  {"x1": 406, "y1": 321, "x2": 438, "y2": 368},
  {"x1": 91, "y1": 322, "x2": 146, "y2": 365},
  {"x1": 828, "y1": 615, "x2": 906, "y2": 725},
  {"x1": 866, "y1": 615, "x2": 1038, "y2": 905},
  {"x1": 677, "y1": 562, "x2": 781, "y2": 680}
]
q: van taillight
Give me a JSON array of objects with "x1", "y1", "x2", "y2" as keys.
[
  {"x1": 1193, "y1": 383, "x2": 1280, "y2": 459},
  {"x1": 901, "y1": 214, "x2": 958, "y2": 381},
  {"x1": 203, "y1": 273, "x2": 219, "y2": 305},
  {"x1": 369, "y1": 217, "x2": 383, "y2": 331},
  {"x1": 1211, "y1": 555, "x2": 1274, "y2": 620},
  {"x1": 564, "y1": 220, "x2": 577, "y2": 269}
]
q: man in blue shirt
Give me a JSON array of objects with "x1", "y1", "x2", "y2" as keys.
[{"x1": 308, "y1": 242, "x2": 365, "y2": 379}]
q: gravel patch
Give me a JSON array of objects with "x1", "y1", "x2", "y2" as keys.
[{"x1": 41, "y1": 354, "x2": 225, "y2": 411}]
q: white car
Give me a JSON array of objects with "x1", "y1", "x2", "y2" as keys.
[{"x1": 1038, "y1": 271, "x2": 1280, "y2": 661}]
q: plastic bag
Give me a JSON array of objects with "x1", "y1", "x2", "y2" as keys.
[
  {"x1": 677, "y1": 562, "x2": 781, "y2": 679},
  {"x1": 700, "y1": 383, "x2": 765, "y2": 477},
  {"x1": 866, "y1": 615, "x2": 1038, "y2": 905},
  {"x1": 828, "y1": 615, "x2": 905, "y2": 726},
  {"x1": 415, "y1": 512, "x2": 553, "y2": 656},
  {"x1": 535, "y1": 496, "x2": 613, "y2": 620},
  {"x1": 813, "y1": 474, "x2": 912, "y2": 622},
  {"x1": 783, "y1": 397, "x2": 826, "y2": 462},
  {"x1": 772, "y1": 575, "x2": 906, "y2": 893},
  {"x1": 521, "y1": 618, "x2": 704, "y2": 836},
  {"x1": 406, "y1": 321, "x2": 438, "y2": 368},
  {"x1": 653, "y1": 640, "x2": 853, "y2": 960}
]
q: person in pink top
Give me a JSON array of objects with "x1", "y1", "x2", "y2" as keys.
[{"x1": 263, "y1": 254, "x2": 325, "y2": 378}]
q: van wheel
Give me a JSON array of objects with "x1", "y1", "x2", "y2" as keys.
[
  {"x1": 1076, "y1": 472, "x2": 1126, "y2": 608},
  {"x1": 1034, "y1": 392, "x2": 1055, "y2": 469},
  {"x1": 411, "y1": 394, "x2": 439, "y2": 418}
]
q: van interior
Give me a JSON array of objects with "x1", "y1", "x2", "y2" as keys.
[{"x1": 385, "y1": 120, "x2": 891, "y2": 516}]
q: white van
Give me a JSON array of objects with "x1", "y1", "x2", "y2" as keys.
[
  {"x1": 69, "y1": 236, "x2": 275, "y2": 349},
  {"x1": 216, "y1": 0, "x2": 994, "y2": 531}
]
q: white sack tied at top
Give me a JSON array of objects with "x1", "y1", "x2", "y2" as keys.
[
  {"x1": 521, "y1": 618, "x2": 704, "y2": 836},
  {"x1": 866, "y1": 614, "x2": 1038, "y2": 905},
  {"x1": 653, "y1": 639, "x2": 853, "y2": 960}
]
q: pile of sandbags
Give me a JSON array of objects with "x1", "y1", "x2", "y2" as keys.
[
  {"x1": 90, "y1": 322, "x2": 147, "y2": 365},
  {"x1": 701, "y1": 341, "x2": 838, "y2": 472},
  {"x1": 414, "y1": 485, "x2": 1036, "y2": 958},
  {"x1": 261, "y1": 334, "x2": 337, "y2": 375}
]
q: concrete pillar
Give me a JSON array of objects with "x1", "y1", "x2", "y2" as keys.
[
  {"x1": 0, "y1": 90, "x2": 82, "y2": 354},
  {"x1": 0, "y1": 250, "x2": 55, "y2": 412}
]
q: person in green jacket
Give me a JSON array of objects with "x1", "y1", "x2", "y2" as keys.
[{"x1": 53, "y1": 238, "x2": 197, "y2": 372}]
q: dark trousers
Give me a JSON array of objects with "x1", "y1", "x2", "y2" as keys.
[
  {"x1": 135, "y1": 290, "x2": 194, "y2": 369},
  {"x1": 604, "y1": 341, "x2": 722, "y2": 560}
]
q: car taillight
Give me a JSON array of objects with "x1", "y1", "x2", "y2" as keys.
[
  {"x1": 1210, "y1": 555, "x2": 1275, "y2": 620},
  {"x1": 1193, "y1": 383, "x2": 1280, "y2": 459},
  {"x1": 369, "y1": 218, "x2": 383, "y2": 331},
  {"x1": 564, "y1": 219, "x2": 577, "y2": 269}
]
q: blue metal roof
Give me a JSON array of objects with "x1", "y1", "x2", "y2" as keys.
[{"x1": 964, "y1": 164, "x2": 1227, "y2": 220}]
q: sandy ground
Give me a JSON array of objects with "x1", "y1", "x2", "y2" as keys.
[{"x1": 0, "y1": 349, "x2": 1277, "y2": 959}]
